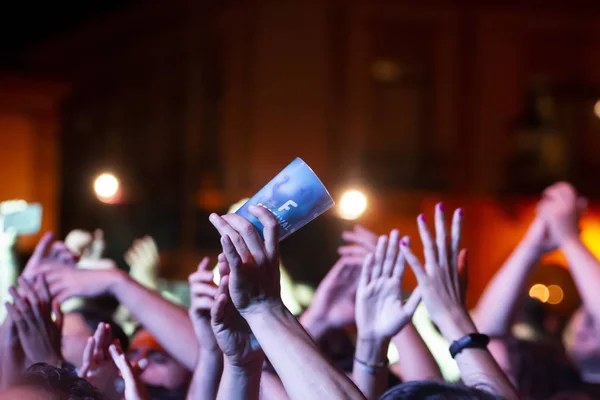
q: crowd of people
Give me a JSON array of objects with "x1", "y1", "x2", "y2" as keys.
[{"x1": 0, "y1": 181, "x2": 599, "y2": 399}]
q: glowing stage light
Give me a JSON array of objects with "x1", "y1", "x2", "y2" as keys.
[
  {"x1": 594, "y1": 100, "x2": 600, "y2": 119},
  {"x1": 339, "y1": 190, "x2": 367, "y2": 220},
  {"x1": 94, "y1": 173, "x2": 119, "y2": 203},
  {"x1": 529, "y1": 283, "x2": 549, "y2": 303},
  {"x1": 547, "y1": 284, "x2": 564, "y2": 305}
]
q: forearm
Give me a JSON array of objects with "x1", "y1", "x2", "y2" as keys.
[
  {"x1": 245, "y1": 303, "x2": 365, "y2": 400},
  {"x1": 391, "y1": 323, "x2": 442, "y2": 381},
  {"x1": 109, "y1": 273, "x2": 198, "y2": 369},
  {"x1": 472, "y1": 241, "x2": 541, "y2": 335},
  {"x1": 352, "y1": 337, "x2": 389, "y2": 400},
  {"x1": 298, "y1": 308, "x2": 329, "y2": 341},
  {"x1": 217, "y1": 361, "x2": 262, "y2": 400},
  {"x1": 438, "y1": 309, "x2": 518, "y2": 400},
  {"x1": 562, "y1": 237, "x2": 600, "y2": 322},
  {"x1": 187, "y1": 351, "x2": 224, "y2": 400},
  {"x1": 259, "y1": 371, "x2": 289, "y2": 400}
]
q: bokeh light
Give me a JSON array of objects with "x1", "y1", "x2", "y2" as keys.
[
  {"x1": 529, "y1": 283, "x2": 549, "y2": 303},
  {"x1": 547, "y1": 284, "x2": 564, "y2": 305},
  {"x1": 338, "y1": 190, "x2": 367, "y2": 220},
  {"x1": 594, "y1": 100, "x2": 600, "y2": 119},
  {"x1": 94, "y1": 173, "x2": 119, "y2": 203}
]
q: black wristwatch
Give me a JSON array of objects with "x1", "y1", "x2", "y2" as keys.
[{"x1": 449, "y1": 333, "x2": 490, "y2": 358}]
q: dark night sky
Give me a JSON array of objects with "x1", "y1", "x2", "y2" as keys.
[{"x1": 0, "y1": 1, "x2": 133, "y2": 67}]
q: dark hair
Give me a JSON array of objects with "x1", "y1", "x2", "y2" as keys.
[
  {"x1": 18, "y1": 362, "x2": 103, "y2": 400},
  {"x1": 494, "y1": 336, "x2": 582, "y2": 399},
  {"x1": 378, "y1": 381, "x2": 502, "y2": 400},
  {"x1": 73, "y1": 307, "x2": 130, "y2": 351}
]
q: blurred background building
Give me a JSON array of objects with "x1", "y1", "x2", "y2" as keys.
[{"x1": 2, "y1": 0, "x2": 600, "y2": 316}]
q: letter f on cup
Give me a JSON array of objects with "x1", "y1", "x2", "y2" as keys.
[{"x1": 278, "y1": 200, "x2": 298, "y2": 212}]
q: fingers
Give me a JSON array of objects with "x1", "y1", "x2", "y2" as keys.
[
  {"x1": 9, "y1": 286, "x2": 34, "y2": 327},
  {"x1": 451, "y1": 208, "x2": 463, "y2": 296},
  {"x1": 359, "y1": 253, "x2": 375, "y2": 288},
  {"x1": 197, "y1": 257, "x2": 211, "y2": 272},
  {"x1": 457, "y1": 248, "x2": 469, "y2": 302},
  {"x1": 222, "y1": 214, "x2": 267, "y2": 266},
  {"x1": 37, "y1": 275, "x2": 51, "y2": 305},
  {"x1": 341, "y1": 225, "x2": 378, "y2": 250},
  {"x1": 79, "y1": 336, "x2": 96, "y2": 378},
  {"x1": 371, "y1": 236, "x2": 388, "y2": 281},
  {"x1": 93, "y1": 322, "x2": 107, "y2": 360},
  {"x1": 392, "y1": 236, "x2": 410, "y2": 279},
  {"x1": 417, "y1": 214, "x2": 437, "y2": 275},
  {"x1": 29, "y1": 232, "x2": 54, "y2": 266},
  {"x1": 211, "y1": 275, "x2": 230, "y2": 325},
  {"x1": 337, "y1": 245, "x2": 370, "y2": 258},
  {"x1": 434, "y1": 203, "x2": 449, "y2": 269},
  {"x1": 210, "y1": 214, "x2": 253, "y2": 264},
  {"x1": 190, "y1": 282, "x2": 218, "y2": 298},
  {"x1": 18, "y1": 277, "x2": 41, "y2": 320},
  {"x1": 221, "y1": 235, "x2": 243, "y2": 275},
  {"x1": 5, "y1": 302, "x2": 23, "y2": 331},
  {"x1": 401, "y1": 241, "x2": 427, "y2": 283},
  {"x1": 248, "y1": 205, "x2": 280, "y2": 265},
  {"x1": 382, "y1": 229, "x2": 400, "y2": 277},
  {"x1": 403, "y1": 288, "x2": 421, "y2": 317},
  {"x1": 109, "y1": 344, "x2": 136, "y2": 382}
]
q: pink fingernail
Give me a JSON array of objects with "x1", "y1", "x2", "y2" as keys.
[
  {"x1": 400, "y1": 240, "x2": 406, "y2": 246},
  {"x1": 458, "y1": 208, "x2": 463, "y2": 216},
  {"x1": 418, "y1": 214, "x2": 425, "y2": 222},
  {"x1": 438, "y1": 203, "x2": 444, "y2": 211}
]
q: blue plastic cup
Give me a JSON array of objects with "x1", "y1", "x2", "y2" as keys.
[{"x1": 236, "y1": 158, "x2": 334, "y2": 241}]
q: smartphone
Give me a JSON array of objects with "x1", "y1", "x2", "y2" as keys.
[{"x1": 0, "y1": 202, "x2": 42, "y2": 235}]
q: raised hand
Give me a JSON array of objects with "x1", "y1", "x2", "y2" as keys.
[
  {"x1": 209, "y1": 206, "x2": 281, "y2": 314},
  {"x1": 124, "y1": 236, "x2": 160, "y2": 289},
  {"x1": 21, "y1": 233, "x2": 76, "y2": 282},
  {"x1": 301, "y1": 256, "x2": 363, "y2": 336},
  {"x1": 338, "y1": 225, "x2": 378, "y2": 258},
  {"x1": 400, "y1": 204, "x2": 464, "y2": 329},
  {"x1": 40, "y1": 265, "x2": 124, "y2": 304},
  {"x1": 79, "y1": 323, "x2": 121, "y2": 399},
  {"x1": 537, "y1": 182, "x2": 586, "y2": 246},
  {"x1": 211, "y1": 261, "x2": 264, "y2": 367},
  {"x1": 356, "y1": 230, "x2": 420, "y2": 342},
  {"x1": 109, "y1": 343, "x2": 150, "y2": 400},
  {"x1": 188, "y1": 257, "x2": 220, "y2": 353},
  {"x1": 5, "y1": 275, "x2": 63, "y2": 366}
]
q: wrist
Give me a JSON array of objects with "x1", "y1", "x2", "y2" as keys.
[
  {"x1": 355, "y1": 336, "x2": 390, "y2": 365},
  {"x1": 240, "y1": 299, "x2": 287, "y2": 321},
  {"x1": 107, "y1": 269, "x2": 130, "y2": 296},
  {"x1": 434, "y1": 306, "x2": 478, "y2": 342},
  {"x1": 225, "y1": 354, "x2": 264, "y2": 372},
  {"x1": 560, "y1": 234, "x2": 583, "y2": 250},
  {"x1": 299, "y1": 308, "x2": 329, "y2": 339}
]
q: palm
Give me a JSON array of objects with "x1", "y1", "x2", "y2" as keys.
[
  {"x1": 212, "y1": 306, "x2": 261, "y2": 366},
  {"x1": 357, "y1": 279, "x2": 410, "y2": 339},
  {"x1": 190, "y1": 312, "x2": 219, "y2": 352}
]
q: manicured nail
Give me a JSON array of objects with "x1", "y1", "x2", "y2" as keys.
[
  {"x1": 209, "y1": 213, "x2": 218, "y2": 221},
  {"x1": 438, "y1": 202, "x2": 444, "y2": 211},
  {"x1": 418, "y1": 214, "x2": 425, "y2": 222},
  {"x1": 458, "y1": 208, "x2": 463, "y2": 216},
  {"x1": 400, "y1": 240, "x2": 406, "y2": 246}
]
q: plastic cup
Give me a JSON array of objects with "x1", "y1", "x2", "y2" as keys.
[{"x1": 236, "y1": 158, "x2": 334, "y2": 241}]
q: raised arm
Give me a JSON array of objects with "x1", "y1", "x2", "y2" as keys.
[
  {"x1": 353, "y1": 231, "x2": 420, "y2": 399},
  {"x1": 402, "y1": 203, "x2": 518, "y2": 399},
  {"x1": 209, "y1": 207, "x2": 365, "y2": 400},
  {"x1": 41, "y1": 264, "x2": 198, "y2": 370},
  {"x1": 187, "y1": 257, "x2": 224, "y2": 400},
  {"x1": 537, "y1": 183, "x2": 600, "y2": 323}
]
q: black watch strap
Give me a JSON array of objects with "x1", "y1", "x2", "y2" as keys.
[{"x1": 449, "y1": 333, "x2": 490, "y2": 358}]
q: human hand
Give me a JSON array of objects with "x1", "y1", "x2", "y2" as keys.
[
  {"x1": 188, "y1": 257, "x2": 220, "y2": 353},
  {"x1": 211, "y1": 265, "x2": 264, "y2": 367},
  {"x1": 401, "y1": 204, "x2": 469, "y2": 338},
  {"x1": 302, "y1": 256, "x2": 363, "y2": 332},
  {"x1": 209, "y1": 206, "x2": 281, "y2": 315},
  {"x1": 356, "y1": 230, "x2": 421, "y2": 342},
  {"x1": 21, "y1": 233, "x2": 77, "y2": 282},
  {"x1": 79, "y1": 323, "x2": 121, "y2": 398},
  {"x1": 5, "y1": 275, "x2": 63, "y2": 367},
  {"x1": 109, "y1": 343, "x2": 150, "y2": 400},
  {"x1": 338, "y1": 225, "x2": 378, "y2": 258},
  {"x1": 537, "y1": 182, "x2": 587, "y2": 246},
  {"x1": 124, "y1": 236, "x2": 159, "y2": 289},
  {"x1": 40, "y1": 265, "x2": 125, "y2": 304}
]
